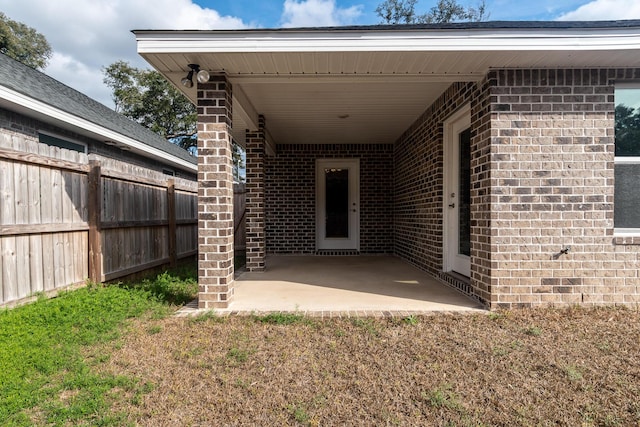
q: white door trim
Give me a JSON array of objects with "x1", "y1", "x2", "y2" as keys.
[
  {"x1": 316, "y1": 158, "x2": 360, "y2": 250},
  {"x1": 444, "y1": 105, "x2": 471, "y2": 277}
]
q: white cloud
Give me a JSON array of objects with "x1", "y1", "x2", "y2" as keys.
[
  {"x1": 281, "y1": 0, "x2": 363, "y2": 28},
  {"x1": 557, "y1": 0, "x2": 640, "y2": 20},
  {"x1": 46, "y1": 52, "x2": 114, "y2": 108},
  {"x1": 0, "y1": 0, "x2": 247, "y2": 107}
]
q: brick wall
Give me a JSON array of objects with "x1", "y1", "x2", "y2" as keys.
[
  {"x1": 198, "y1": 68, "x2": 639, "y2": 309},
  {"x1": 394, "y1": 82, "x2": 488, "y2": 302},
  {"x1": 197, "y1": 76, "x2": 235, "y2": 308},
  {"x1": 486, "y1": 69, "x2": 640, "y2": 308},
  {"x1": 245, "y1": 116, "x2": 266, "y2": 271},
  {"x1": 392, "y1": 70, "x2": 640, "y2": 308},
  {"x1": 264, "y1": 144, "x2": 394, "y2": 254}
]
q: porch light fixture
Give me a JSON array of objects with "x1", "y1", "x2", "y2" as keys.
[{"x1": 181, "y1": 64, "x2": 210, "y2": 87}]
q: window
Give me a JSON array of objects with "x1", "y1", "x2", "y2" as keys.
[
  {"x1": 614, "y1": 85, "x2": 640, "y2": 232},
  {"x1": 38, "y1": 132, "x2": 86, "y2": 153}
]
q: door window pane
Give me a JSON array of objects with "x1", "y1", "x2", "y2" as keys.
[
  {"x1": 325, "y1": 168, "x2": 349, "y2": 238},
  {"x1": 458, "y1": 128, "x2": 471, "y2": 256}
]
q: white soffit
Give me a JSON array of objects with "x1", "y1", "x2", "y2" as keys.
[{"x1": 135, "y1": 23, "x2": 640, "y2": 146}]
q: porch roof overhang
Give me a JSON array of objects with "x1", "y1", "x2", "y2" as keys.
[{"x1": 134, "y1": 20, "x2": 640, "y2": 147}]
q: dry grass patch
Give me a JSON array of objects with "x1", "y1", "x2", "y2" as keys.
[{"x1": 102, "y1": 307, "x2": 640, "y2": 426}]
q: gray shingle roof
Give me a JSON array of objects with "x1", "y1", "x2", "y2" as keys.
[
  {"x1": 0, "y1": 53, "x2": 196, "y2": 166},
  {"x1": 303, "y1": 19, "x2": 640, "y2": 31},
  {"x1": 134, "y1": 19, "x2": 640, "y2": 33}
]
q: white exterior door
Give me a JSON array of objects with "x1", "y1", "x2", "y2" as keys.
[
  {"x1": 316, "y1": 158, "x2": 360, "y2": 250},
  {"x1": 444, "y1": 106, "x2": 471, "y2": 277}
]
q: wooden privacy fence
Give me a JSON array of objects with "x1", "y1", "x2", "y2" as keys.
[{"x1": 0, "y1": 140, "x2": 197, "y2": 307}]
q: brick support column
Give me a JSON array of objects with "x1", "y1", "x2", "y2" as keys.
[
  {"x1": 245, "y1": 115, "x2": 266, "y2": 271},
  {"x1": 197, "y1": 75, "x2": 234, "y2": 309}
]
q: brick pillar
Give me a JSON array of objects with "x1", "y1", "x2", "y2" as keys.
[
  {"x1": 197, "y1": 75, "x2": 234, "y2": 309},
  {"x1": 245, "y1": 115, "x2": 266, "y2": 271}
]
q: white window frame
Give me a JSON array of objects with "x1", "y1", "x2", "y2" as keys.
[
  {"x1": 315, "y1": 158, "x2": 360, "y2": 251},
  {"x1": 614, "y1": 83, "x2": 640, "y2": 236}
]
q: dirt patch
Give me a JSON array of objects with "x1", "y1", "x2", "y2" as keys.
[{"x1": 102, "y1": 307, "x2": 640, "y2": 426}]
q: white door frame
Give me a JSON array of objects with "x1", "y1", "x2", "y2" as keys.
[
  {"x1": 316, "y1": 158, "x2": 360, "y2": 250},
  {"x1": 443, "y1": 105, "x2": 471, "y2": 277}
]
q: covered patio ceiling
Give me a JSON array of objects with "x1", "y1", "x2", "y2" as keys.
[{"x1": 134, "y1": 21, "x2": 640, "y2": 147}]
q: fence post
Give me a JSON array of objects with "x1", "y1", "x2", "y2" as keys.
[
  {"x1": 88, "y1": 161, "x2": 102, "y2": 282},
  {"x1": 167, "y1": 178, "x2": 177, "y2": 267}
]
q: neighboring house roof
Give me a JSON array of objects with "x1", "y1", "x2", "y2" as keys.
[
  {"x1": 0, "y1": 53, "x2": 196, "y2": 172},
  {"x1": 135, "y1": 20, "x2": 640, "y2": 147}
]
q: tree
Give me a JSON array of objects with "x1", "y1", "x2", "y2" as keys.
[
  {"x1": 103, "y1": 61, "x2": 245, "y2": 181},
  {"x1": 376, "y1": 0, "x2": 487, "y2": 24},
  {"x1": 0, "y1": 13, "x2": 52, "y2": 69},
  {"x1": 103, "y1": 61, "x2": 198, "y2": 151}
]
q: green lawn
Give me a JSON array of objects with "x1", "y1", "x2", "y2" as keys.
[
  {"x1": 2, "y1": 266, "x2": 640, "y2": 426},
  {"x1": 0, "y1": 265, "x2": 197, "y2": 426}
]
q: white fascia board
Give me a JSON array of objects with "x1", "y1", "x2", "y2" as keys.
[
  {"x1": 135, "y1": 27, "x2": 640, "y2": 54},
  {"x1": 0, "y1": 86, "x2": 197, "y2": 172}
]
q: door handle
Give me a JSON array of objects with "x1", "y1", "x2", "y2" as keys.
[{"x1": 449, "y1": 203, "x2": 455, "y2": 208}]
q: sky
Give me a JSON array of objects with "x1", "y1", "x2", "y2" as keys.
[{"x1": 1, "y1": 0, "x2": 639, "y2": 108}]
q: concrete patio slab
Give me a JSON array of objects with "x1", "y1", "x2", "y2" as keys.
[{"x1": 177, "y1": 256, "x2": 485, "y2": 316}]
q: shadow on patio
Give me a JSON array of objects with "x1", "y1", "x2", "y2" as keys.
[{"x1": 225, "y1": 255, "x2": 485, "y2": 314}]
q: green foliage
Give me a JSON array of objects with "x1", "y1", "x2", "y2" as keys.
[
  {"x1": 376, "y1": 0, "x2": 487, "y2": 24},
  {"x1": 403, "y1": 314, "x2": 420, "y2": 325},
  {"x1": 0, "y1": 286, "x2": 156, "y2": 424},
  {"x1": 253, "y1": 312, "x2": 309, "y2": 325},
  {"x1": 487, "y1": 311, "x2": 514, "y2": 323},
  {"x1": 350, "y1": 317, "x2": 380, "y2": 336},
  {"x1": 524, "y1": 326, "x2": 542, "y2": 336},
  {"x1": 287, "y1": 403, "x2": 311, "y2": 425},
  {"x1": 423, "y1": 384, "x2": 464, "y2": 411},
  {"x1": 376, "y1": 0, "x2": 420, "y2": 24},
  {"x1": 134, "y1": 265, "x2": 198, "y2": 306},
  {"x1": 102, "y1": 61, "x2": 246, "y2": 181},
  {"x1": 103, "y1": 61, "x2": 197, "y2": 150},
  {"x1": 565, "y1": 365, "x2": 583, "y2": 382},
  {"x1": 146, "y1": 325, "x2": 163, "y2": 335},
  {"x1": 0, "y1": 13, "x2": 52, "y2": 69},
  {"x1": 192, "y1": 310, "x2": 226, "y2": 324},
  {"x1": 226, "y1": 347, "x2": 250, "y2": 364},
  {"x1": 0, "y1": 267, "x2": 195, "y2": 425}
]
